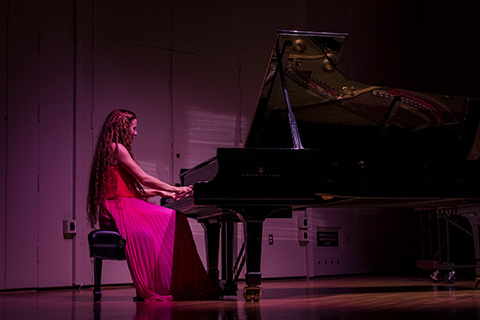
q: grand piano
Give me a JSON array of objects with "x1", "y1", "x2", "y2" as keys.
[{"x1": 165, "y1": 30, "x2": 480, "y2": 301}]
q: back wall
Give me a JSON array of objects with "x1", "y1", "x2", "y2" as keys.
[{"x1": 1, "y1": 0, "x2": 479, "y2": 290}]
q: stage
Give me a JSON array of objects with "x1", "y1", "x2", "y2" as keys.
[{"x1": 2, "y1": 274, "x2": 480, "y2": 319}]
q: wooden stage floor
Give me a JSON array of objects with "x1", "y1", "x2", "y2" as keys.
[{"x1": 2, "y1": 274, "x2": 480, "y2": 320}]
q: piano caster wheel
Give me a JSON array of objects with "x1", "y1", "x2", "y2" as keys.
[
  {"x1": 243, "y1": 286, "x2": 261, "y2": 302},
  {"x1": 444, "y1": 271, "x2": 455, "y2": 284}
]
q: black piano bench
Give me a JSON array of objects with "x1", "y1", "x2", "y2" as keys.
[{"x1": 88, "y1": 230, "x2": 127, "y2": 302}]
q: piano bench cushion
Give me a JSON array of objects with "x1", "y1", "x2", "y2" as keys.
[{"x1": 88, "y1": 230, "x2": 126, "y2": 260}]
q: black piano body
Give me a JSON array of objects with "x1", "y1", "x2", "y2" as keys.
[{"x1": 165, "y1": 30, "x2": 480, "y2": 301}]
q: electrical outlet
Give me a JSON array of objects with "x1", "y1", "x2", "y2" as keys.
[{"x1": 63, "y1": 220, "x2": 76, "y2": 234}]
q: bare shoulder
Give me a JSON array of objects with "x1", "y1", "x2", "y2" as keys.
[
  {"x1": 114, "y1": 143, "x2": 136, "y2": 166},
  {"x1": 110, "y1": 143, "x2": 127, "y2": 152}
]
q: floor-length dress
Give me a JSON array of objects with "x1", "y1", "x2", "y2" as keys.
[{"x1": 100, "y1": 165, "x2": 220, "y2": 301}]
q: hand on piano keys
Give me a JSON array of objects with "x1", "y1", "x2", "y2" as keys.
[
  {"x1": 173, "y1": 185, "x2": 193, "y2": 200},
  {"x1": 145, "y1": 185, "x2": 193, "y2": 200}
]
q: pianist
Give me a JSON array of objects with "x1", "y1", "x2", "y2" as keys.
[{"x1": 86, "y1": 109, "x2": 220, "y2": 301}]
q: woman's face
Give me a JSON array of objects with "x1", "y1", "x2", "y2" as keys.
[{"x1": 129, "y1": 118, "x2": 138, "y2": 141}]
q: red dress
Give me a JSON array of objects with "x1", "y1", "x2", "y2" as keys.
[{"x1": 101, "y1": 165, "x2": 220, "y2": 301}]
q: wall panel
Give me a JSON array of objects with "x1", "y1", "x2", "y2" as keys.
[
  {"x1": 261, "y1": 214, "x2": 308, "y2": 278},
  {"x1": 238, "y1": 63, "x2": 268, "y2": 146},
  {"x1": 418, "y1": 1, "x2": 479, "y2": 97},
  {"x1": 235, "y1": 0, "x2": 307, "y2": 65},
  {"x1": 172, "y1": 52, "x2": 240, "y2": 178},
  {"x1": 37, "y1": 28, "x2": 74, "y2": 288},
  {"x1": 94, "y1": 0, "x2": 172, "y2": 49},
  {"x1": 172, "y1": 0, "x2": 240, "y2": 62},
  {"x1": 349, "y1": 0, "x2": 388, "y2": 86},
  {"x1": 7, "y1": 0, "x2": 40, "y2": 23},
  {"x1": 5, "y1": 21, "x2": 39, "y2": 289},
  {"x1": 73, "y1": 0, "x2": 96, "y2": 287},
  {"x1": 384, "y1": 1, "x2": 422, "y2": 90},
  {"x1": 464, "y1": 1, "x2": 480, "y2": 98},
  {"x1": 172, "y1": 0, "x2": 306, "y2": 65},
  {"x1": 0, "y1": 0, "x2": 7, "y2": 291}
]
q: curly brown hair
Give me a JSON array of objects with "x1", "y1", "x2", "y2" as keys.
[{"x1": 86, "y1": 109, "x2": 145, "y2": 228}]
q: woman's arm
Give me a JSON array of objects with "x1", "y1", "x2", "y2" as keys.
[
  {"x1": 144, "y1": 188, "x2": 178, "y2": 198},
  {"x1": 115, "y1": 143, "x2": 192, "y2": 196}
]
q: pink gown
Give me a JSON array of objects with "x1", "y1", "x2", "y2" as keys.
[{"x1": 100, "y1": 165, "x2": 220, "y2": 301}]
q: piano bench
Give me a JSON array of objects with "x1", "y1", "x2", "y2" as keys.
[{"x1": 88, "y1": 230, "x2": 126, "y2": 302}]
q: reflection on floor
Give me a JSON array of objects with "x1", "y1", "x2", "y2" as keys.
[{"x1": 2, "y1": 274, "x2": 480, "y2": 320}]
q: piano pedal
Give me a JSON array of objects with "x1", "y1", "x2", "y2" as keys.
[{"x1": 243, "y1": 286, "x2": 261, "y2": 302}]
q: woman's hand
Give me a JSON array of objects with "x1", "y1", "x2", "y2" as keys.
[
  {"x1": 147, "y1": 185, "x2": 193, "y2": 200},
  {"x1": 173, "y1": 185, "x2": 193, "y2": 200}
]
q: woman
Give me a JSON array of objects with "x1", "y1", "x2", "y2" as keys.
[{"x1": 87, "y1": 109, "x2": 220, "y2": 301}]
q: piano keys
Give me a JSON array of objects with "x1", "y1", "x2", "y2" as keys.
[{"x1": 164, "y1": 30, "x2": 480, "y2": 301}]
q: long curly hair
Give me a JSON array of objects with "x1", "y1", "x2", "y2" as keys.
[{"x1": 86, "y1": 109, "x2": 145, "y2": 228}]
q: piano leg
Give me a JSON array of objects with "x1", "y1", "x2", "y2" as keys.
[
  {"x1": 458, "y1": 206, "x2": 480, "y2": 288},
  {"x1": 200, "y1": 219, "x2": 220, "y2": 282},
  {"x1": 222, "y1": 221, "x2": 238, "y2": 295},
  {"x1": 200, "y1": 219, "x2": 238, "y2": 296},
  {"x1": 466, "y1": 213, "x2": 480, "y2": 288},
  {"x1": 242, "y1": 220, "x2": 263, "y2": 302},
  {"x1": 236, "y1": 206, "x2": 291, "y2": 301}
]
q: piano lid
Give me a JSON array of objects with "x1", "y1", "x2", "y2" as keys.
[{"x1": 245, "y1": 30, "x2": 480, "y2": 159}]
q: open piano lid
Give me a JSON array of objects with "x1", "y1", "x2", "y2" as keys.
[{"x1": 245, "y1": 30, "x2": 480, "y2": 160}]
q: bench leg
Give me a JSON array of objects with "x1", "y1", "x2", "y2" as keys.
[{"x1": 93, "y1": 258, "x2": 103, "y2": 301}]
